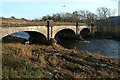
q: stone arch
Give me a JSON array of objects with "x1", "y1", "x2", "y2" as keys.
[
  {"x1": 54, "y1": 28, "x2": 76, "y2": 40},
  {"x1": 1, "y1": 27, "x2": 47, "y2": 39},
  {"x1": 25, "y1": 31, "x2": 48, "y2": 44},
  {"x1": 80, "y1": 28, "x2": 90, "y2": 38},
  {"x1": 52, "y1": 26, "x2": 76, "y2": 38}
]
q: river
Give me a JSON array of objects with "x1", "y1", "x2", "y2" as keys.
[
  {"x1": 57, "y1": 38, "x2": 120, "y2": 59},
  {"x1": 12, "y1": 31, "x2": 120, "y2": 59}
]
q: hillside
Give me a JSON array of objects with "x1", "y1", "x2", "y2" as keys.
[
  {"x1": 1, "y1": 17, "x2": 86, "y2": 27},
  {"x1": 2, "y1": 43, "x2": 120, "y2": 79}
]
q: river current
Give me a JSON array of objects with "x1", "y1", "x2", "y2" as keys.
[
  {"x1": 12, "y1": 31, "x2": 120, "y2": 58},
  {"x1": 57, "y1": 38, "x2": 120, "y2": 58}
]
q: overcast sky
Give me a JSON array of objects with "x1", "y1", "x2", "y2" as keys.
[{"x1": 0, "y1": 0, "x2": 119, "y2": 19}]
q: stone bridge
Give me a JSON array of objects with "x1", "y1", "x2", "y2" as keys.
[{"x1": 1, "y1": 22, "x2": 94, "y2": 44}]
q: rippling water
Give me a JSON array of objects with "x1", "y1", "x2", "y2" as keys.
[{"x1": 57, "y1": 38, "x2": 120, "y2": 58}]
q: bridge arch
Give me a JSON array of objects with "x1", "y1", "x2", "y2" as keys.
[
  {"x1": 52, "y1": 26, "x2": 76, "y2": 38},
  {"x1": 80, "y1": 28, "x2": 90, "y2": 38},
  {"x1": 2, "y1": 30, "x2": 48, "y2": 44},
  {"x1": 25, "y1": 31, "x2": 48, "y2": 44},
  {"x1": 1, "y1": 26, "x2": 47, "y2": 39},
  {"x1": 54, "y1": 28, "x2": 76, "y2": 40}
]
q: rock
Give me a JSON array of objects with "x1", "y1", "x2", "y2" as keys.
[
  {"x1": 75, "y1": 35, "x2": 84, "y2": 40},
  {"x1": 49, "y1": 38, "x2": 57, "y2": 46},
  {"x1": 106, "y1": 36, "x2": 112, "y2": 39}
]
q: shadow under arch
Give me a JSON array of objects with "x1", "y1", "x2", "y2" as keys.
[
  {"x1": 80, "y1": 28, "x2": 90, "y2": 38},
  {"x1": 54, "y1": 29, "x2": 76, "y2": 41},
  {"x1": 25, "y1": 31, "x2": 48, "y2": 45}
]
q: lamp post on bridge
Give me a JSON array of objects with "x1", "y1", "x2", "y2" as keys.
[
  {"x1": 46, "y1": 20, "x2": 57, "y2": 45},
  {"x1": 47, "y1": 20, "x2": 50, "y2": 41},
  {"x1": 47, "y1": 20, "x2": 54, "y2": 40},
  {"x1": 75, "y1": 21, "x2": 83, "y2": 40},
  {"x1": 76, "y1": 22, "x2": 78, "y2": 35}
]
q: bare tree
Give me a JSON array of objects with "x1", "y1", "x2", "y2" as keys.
[
  {"x1": 75, "y1": 10, "x2": 97, "y2": 25},
  {"x1": 96, "y1": 7, "x2": 116, "y2": 27}
]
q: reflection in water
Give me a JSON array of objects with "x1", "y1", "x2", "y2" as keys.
[{"x1": 57, "y1": 38, "x2": 120, "y2": 58}]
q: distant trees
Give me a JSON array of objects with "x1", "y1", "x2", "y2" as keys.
[
  {"x1": 21, "y1": 18, "x2": 27, "y2": 21},
  {"x1": 97, "y1": 7, "x2": 116, "y2": 19},
  {"x1": 73, "y1": 10, "x2": 98, "y2": 25},
  {"x1": 37, "y1": 7, "x2": 116, "y2": 27},
  {"x1": 40, "y1": 10, "x2": 98, "y2": 25},
  {"x1": 7, "y1": 7, "x2": 116, "y2": 28},
  {"x1": 11, "y1": 16, "x2": 16, "y2": 19},
  {"x1": 41, "y1": 13, "x2": 79, "y2": 23},
  {"x1": 96, "y1": 7, "x2": 116, "y2": 27}
]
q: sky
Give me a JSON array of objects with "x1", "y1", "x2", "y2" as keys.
[{"x1": 0, "y1": 0, "x2": 119, "y2": 19}]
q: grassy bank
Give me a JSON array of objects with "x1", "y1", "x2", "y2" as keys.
[
  {"x1": 2, "y1": 43, "x2": 120, "y2": 79},
  {"x1": 2, "y1": 35, "x2": 27, "y2": 44},
  {"x1": 92, "y1": 27, "x2": 120, "y2": 41},
  {"x1": 1, "y1": 17, "x2": 86, "y2": 27}
]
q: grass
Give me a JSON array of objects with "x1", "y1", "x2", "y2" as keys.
[
  {"x1": 1, "y1": 17, "x2": 86, "y2": 27},
  {"x1": 2, "y1": 35, "x2": 27, "y2": 44},
  {"x1": 2, "y1": 43, "x2": 120, "y2": 79},
  {"x1": 93, "y1": 27, "x2": 120, "y2": 41}
]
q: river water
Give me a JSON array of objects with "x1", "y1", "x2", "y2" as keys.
[
  {"x1": 57, "y1": 38, "x2": 120, "y2": 59},
  {"x1": 12, "y1": 31, "x2": 120, "y2": 59}
]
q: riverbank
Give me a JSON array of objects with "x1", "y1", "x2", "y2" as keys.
[
  {"x1": 2, "y1": 35, "x2": 28, "y2": 44},
  {"x1": 2, "y1": 42, "x2": 120, "y2": 79},
  {"x1": 92, "y1": 27, "x2": 120, "y2": 41}
]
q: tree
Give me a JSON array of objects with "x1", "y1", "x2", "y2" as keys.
[
  {"x1": 74, "y1": 10, "x2": 97, "y2": 25},
  {"x1": 11, "y1": 16, "x2": 16, "y2": 19},
  {"x1": 71, "y1": 14, "x2": 79, "y2": 23},
  {"x1": 86, "y1": 11, "x2": 98, "y2": 25},
  {"x1": 21, "y1": 18, "x2": 27, "y2": 21},
  {"x1": 96, "y1": 7, "x2": 116, "y2": 27}
]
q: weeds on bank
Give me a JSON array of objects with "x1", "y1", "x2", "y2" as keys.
[{"x1": 2, "y1": 43, "x2": 120, "y2": 79}]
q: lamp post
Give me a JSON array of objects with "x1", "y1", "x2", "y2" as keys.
[
  {"x1": 76, "y1": 22, "x2": 78, "y2": 35},
  {"x1": 46, "y1": 20, "x2": 53, "y2": 40},
  {"x1": 47, "y1": 20, "x2": 50, "y2": 40},
  {"x1": 46, "y1": 20, "x2": 57, "y2": 45}
]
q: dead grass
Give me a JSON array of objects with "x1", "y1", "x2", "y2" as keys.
[
  {"x1": 1, "y1": 17, "x2": 86, "y2": 27},
  {"x1": 2, "y1": 43, "x2": 120, "y2": 79}
]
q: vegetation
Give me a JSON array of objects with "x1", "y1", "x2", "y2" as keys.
[
  {"x1": 1, "y1": 7, "x2": 117, "y2": 27},
  {"x1": 96, "y1": 7, "x2": 116, "y2": 27},
  {"x1": 41, "y1": 10, "x2": 97, "y2": 26},
  {"x1": 93, "y1": 26, "x2": 120, "y2": 41},
  {"x1": 2, "y1": 35, "x2": 27, "y2": 44},
  {"x1": 2, "y1": 42, "x2": 120, "y2": 79},
  {"x1": 1, "y1": 6, "x2": 119, "y2": 79},
  {"x1": 1, "y1": 17, "x2": 86, "y2": 27},
  {"x1": 41, "y1": 7, "x2": 116, "y2": 26}
]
